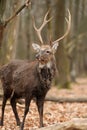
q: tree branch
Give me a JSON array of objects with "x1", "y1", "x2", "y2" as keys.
[
  {"x1": 0, "y1": 0, "x2": 31, "y2": 47},
  {"x1": 45, "y1": 97, "x2": 87, "y2": 103},
  {"x1": 4, "y1": 0, "x2": 31, "y2": 27},
  {"x1": 0, "y1": 95, "x2": 87, "y2": 103},
  {"x1": 36, "y1": 118, "x2": 87, "y2": 130}
]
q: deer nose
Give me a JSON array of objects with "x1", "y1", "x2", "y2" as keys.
[{"x1": 36, "y1": 54, "x2": 39, "y2": 59}]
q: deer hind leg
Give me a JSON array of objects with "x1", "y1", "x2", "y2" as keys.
[
  {"x1": 0, "y1": 94, "x2": 9, "y2": 126},
  {"x1": 0, "y1": 83, "x2": 12, "y2": 126},
  {"x1": 10, "y1": 92, "x2": 20, "y2": 126},
  {"x1": 36, "y1": 97, "x2": 45, "y2": 127}
]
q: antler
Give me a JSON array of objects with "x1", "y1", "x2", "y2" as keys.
[
  {"x1": 33, "y1": 10, "x2": 52, "y2": 44},
  {"x1": 53, "y1": 9, "x2": 71, "y2": 44}
]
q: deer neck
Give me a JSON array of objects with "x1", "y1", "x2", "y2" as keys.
[
  {"x1": 36, "y1": 56, "x2": 56, "y2": 87},
  {"x1": 39, "y1": 61, "x2": 52, "y2": 69}
]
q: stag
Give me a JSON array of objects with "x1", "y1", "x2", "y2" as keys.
[{"x1": 0, "y1": 10, "x2": 71, "y2": 130}]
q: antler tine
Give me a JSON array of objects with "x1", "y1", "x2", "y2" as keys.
[
  {"x1": 44, "y1": 9, "x2": 53, "y2": 24},
  {"x1": 33, "y1": 16, "x2": 43, "y2": 44},
  {"x1": 53, "y1": 9, "x2": 71, "y2": 44},
  {"x1": 33, "y1": 10, "x2": 52, "y2": 44}
]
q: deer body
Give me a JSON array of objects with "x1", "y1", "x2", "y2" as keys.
[{"x1": 13, "y1": 60, "x2": 54, "y2": 95}]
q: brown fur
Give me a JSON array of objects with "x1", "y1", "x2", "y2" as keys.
[{"x1": 0, "y1": 57, "x2": 56, "y2": 130}]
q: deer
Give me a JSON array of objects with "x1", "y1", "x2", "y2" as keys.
[{"x1": 0, "y1": 10, "x2": 71, "y2": 130}]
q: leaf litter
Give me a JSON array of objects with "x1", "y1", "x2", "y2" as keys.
[{"x1": 0, "y1": 78, "x2": 87, "y2": 130}]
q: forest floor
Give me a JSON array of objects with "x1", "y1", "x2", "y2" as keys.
[{"x1": 0, "y1": 77, "x2": 87, "y2": 130}]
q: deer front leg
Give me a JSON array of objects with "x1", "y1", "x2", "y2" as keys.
[
  {"x1": 36, "y1": 97, "x2": 45, "y2": 127},
  {"x1": 20, "y1": 97, "x2": 31, "y2": 130}
]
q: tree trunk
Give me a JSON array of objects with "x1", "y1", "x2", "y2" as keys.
[{"x1": 54, "y1": 0, "x2": 70, "y2": 88}]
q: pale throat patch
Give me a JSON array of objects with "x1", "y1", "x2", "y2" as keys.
[{"x1": 39, "y1": 61, "x2": 52, "y2": 69}]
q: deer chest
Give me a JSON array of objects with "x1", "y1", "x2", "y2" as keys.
[{"x1": 38, "y1": 67, "x2": 53, "y2": 87}]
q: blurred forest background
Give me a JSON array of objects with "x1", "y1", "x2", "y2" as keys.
[{"x1": 0, "y1": 0, "x2": 87, "y2": 88}]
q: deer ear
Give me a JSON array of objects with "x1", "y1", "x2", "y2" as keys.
[
  {"x1": 52, "y1": 42, "x2": 59, "y2": 53},
  {"x1": 32, "y1": 43, "x2": 41, "y2": 52}
]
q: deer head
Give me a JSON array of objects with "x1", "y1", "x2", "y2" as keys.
[{"x1": 32, "y1": 9, "x2": 71, "y2": 67}]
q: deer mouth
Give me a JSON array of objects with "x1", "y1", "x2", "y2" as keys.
[{"x1": 39, "y1": 58, "x2": 48, "y2": 64}]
